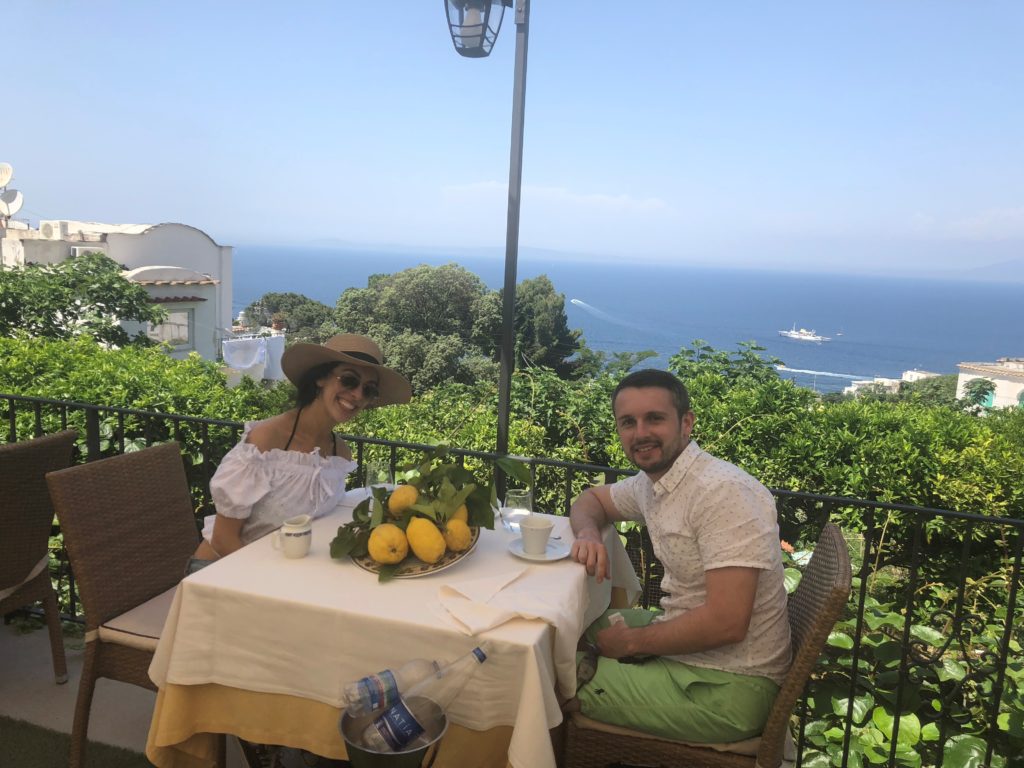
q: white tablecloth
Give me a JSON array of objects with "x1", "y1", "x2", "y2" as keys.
[{"x1": 149, "y1": 492, "x2": 640, "y2": 768}]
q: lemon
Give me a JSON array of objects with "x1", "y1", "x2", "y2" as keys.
[
  {"x1": 387, "y1": 484, "x2": 419, "y2": 516},
  {"x1": 367, "y1": 523, "x2": 409, "y2": 565},
  {"x1": 443, "y1": 519, "x2": 473, "y2": 552},
  {"x1": 406, "y1": 517, "x2": 446, "y2": 564},
  {"x1": 451, "y1": 504, "x2": 468, "y2": 523}
]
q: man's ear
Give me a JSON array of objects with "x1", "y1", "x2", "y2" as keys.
[{"x1": 681, "y1": 410, "x2": 696, "y2": 436}]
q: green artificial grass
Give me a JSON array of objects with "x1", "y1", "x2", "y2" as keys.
[{"x1": 0, "y1": 715, "x2": 152, "y2": 768}]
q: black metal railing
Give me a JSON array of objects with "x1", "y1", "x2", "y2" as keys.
[{"x1": 3, "y1": 393, "x2": 1022, "y2": 767}]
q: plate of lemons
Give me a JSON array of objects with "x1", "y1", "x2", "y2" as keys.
[
  {"x1": 331, "y1": 446, "x2": 523, "y2": 582},
  {"x1": 352, "y1": 519, "x2": 480, "y2": 578}
]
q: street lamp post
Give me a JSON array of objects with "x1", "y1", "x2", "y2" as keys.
[{"x1": 445, "y1": 0, "x2": 530, "y2": 489}]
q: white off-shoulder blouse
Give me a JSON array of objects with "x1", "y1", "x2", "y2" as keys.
[{"x1": 201, "y1": 420, "x2": 357, "y2": 546}]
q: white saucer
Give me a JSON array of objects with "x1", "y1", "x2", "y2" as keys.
[{"x1": 508, "y1": 538, "x2": 571, "y2": 562}]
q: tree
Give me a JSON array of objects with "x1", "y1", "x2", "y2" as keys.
[
  {"x1": 0, "y1": 252, "x2": 165, "y2": 346},
  {"x1": 669, "y1": 339, "x2": 783, "y2": 385},
  {"x1": 244, "y1": 292, "x2": 333, "y2": 342},
  {"x1": 962, "y1": 377, "x2": 996, "y2": 409},
  {"x1": 333, "y1": 264, "x2": 592, "y2": 392},
  {"x1": 508, "y1": 276, "x2": 584, "y2": 376},
  {"x1": 336, "y1": 264, "x2": 490, "y2": 341},
  {"x1": 899, "y1": 374, "x2": 958, "y2": 407}
]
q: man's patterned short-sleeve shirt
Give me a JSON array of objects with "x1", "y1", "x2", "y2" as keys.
[{"x1": 611, "y1": 440, "x2": 792, "y2": 683}]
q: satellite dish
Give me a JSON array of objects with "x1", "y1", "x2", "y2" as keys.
[
  {"x1": 0, "y1": 188, "x2": 24, "y2": 217},
  {"x1": 0, "y1": 162, "x2": 12, "y2": 187}
]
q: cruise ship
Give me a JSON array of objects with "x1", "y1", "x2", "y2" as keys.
[{"x1": 778, "y1": 325, "x2": 831, "y2": 343}]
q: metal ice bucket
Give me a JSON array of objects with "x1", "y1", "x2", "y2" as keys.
[{"x1": 339, "y1": 697, "x2": 448, "y2": 768}]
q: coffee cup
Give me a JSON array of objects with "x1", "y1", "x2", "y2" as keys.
[
  {"x1": 519, "y1": 515, "x2": 554, "y2": 556},
  {"x1": 272, "y1": 514, "x2": 313, "y2": 558}
]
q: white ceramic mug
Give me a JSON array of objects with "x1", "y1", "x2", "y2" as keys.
[
  {"x1": 519, "y1": 515, "x2": 554, "y2": 556},
  {"x1": 272, "y1": 514, "x2": 313, "y2": 558}
]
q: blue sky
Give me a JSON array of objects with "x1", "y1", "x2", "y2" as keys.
[{"x1": 5, "y1": 2, "x2": 1023, "y2": 275}]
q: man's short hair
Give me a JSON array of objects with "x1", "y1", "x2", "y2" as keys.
[{"x1": 612, "y1": 369, "x2": 691, "y2": 418}]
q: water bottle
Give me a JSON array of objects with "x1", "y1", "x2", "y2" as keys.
[
  {"x1": 342, "y1": 658, "x2": 441, "y2": 717},
  {"x1": 357, "y1": 645, "x2": 488, "y2": 752}
]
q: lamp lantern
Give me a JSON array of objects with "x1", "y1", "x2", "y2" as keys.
[{"x1": 444, "y1": 0, "x2": 510, "y2": 58}]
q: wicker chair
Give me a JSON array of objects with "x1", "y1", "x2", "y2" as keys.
[
  {"x1": 46, "y1": 442, "x2": 201, "y2": 768},
  {"x1": 0, "y1": 429, "x2": 77, "y2": 684},
  {"x1": 563, "y1": 521, "x2": 852, "y2": 768}
]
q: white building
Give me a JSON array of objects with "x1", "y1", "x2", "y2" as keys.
[
  {"x1": 957, "y1": 359, "x2": 1024, "y2": 409},
  {"x1": 901, "y1": 369, "x2": 942, "y2": 384},
  {"x1": 1, "y1": 220, "x2": 232, "y2": 361},
  {"x1": 842, "y1": 369, "x2": 941, "y2": 397}
]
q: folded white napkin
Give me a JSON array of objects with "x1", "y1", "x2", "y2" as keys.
[
  {"x1": 438, "y1": 564, "x2": 587, "y2": 699},
  {"x1": 438, "y1": 566, "x2": 529, "y2": 634}
]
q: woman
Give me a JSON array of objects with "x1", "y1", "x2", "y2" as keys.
[{"x1": 192, "y1": 334, "x2": 411, "y2": 563}]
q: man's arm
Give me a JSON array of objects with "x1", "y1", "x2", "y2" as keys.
[
  {"x1": 570, "y1": 485, "x2": 626, "y2": 583},
  {"x1": 594, "y1": 566, "x2": 760, "y2": 658}
]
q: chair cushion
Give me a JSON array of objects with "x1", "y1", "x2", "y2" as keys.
[
  {"x1": 88, "y1": 585, "x2": 178, "y2": 652},
  {"x1": 569, "y1": 711, "x2": 796, "y2": 762}
]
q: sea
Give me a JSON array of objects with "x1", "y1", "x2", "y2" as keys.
[{"x1": 232, "y1": 245, "x2": 1024, "y2": 394}]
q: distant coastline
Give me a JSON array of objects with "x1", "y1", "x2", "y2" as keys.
[{"x1": 233, "y1": 239, "x2": 1024, "y2": 285}]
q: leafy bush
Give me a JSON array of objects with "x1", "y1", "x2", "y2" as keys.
[
  {"x1": 0, "y1": 252, "x2": 165, "y2": 346},
  {"x1": 784, "y1": 542, "x2": 1024, "y2": 768}
]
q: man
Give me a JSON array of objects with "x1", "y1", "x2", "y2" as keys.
[{"x1": 570, "y1": 369, "x2": 791, "y2": 743}]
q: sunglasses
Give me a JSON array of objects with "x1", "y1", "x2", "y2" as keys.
[{"x1": 335, "y1": 373, "x2": 380, "y2": 401}]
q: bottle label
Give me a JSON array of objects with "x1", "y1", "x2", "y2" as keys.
[
  {"x1": 371, "y1": 699, "x2": 425, "y2": 751},
  {"x1": 358, "y1": 670, "x2": 399, "y2": 712}
]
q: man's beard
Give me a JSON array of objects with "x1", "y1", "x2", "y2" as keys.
[{"x1": 630, "y1": 440, "x2": 682, "y2": 475}]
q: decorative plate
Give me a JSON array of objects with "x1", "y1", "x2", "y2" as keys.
[{"x1": 351, "y1": 526, "x2": 481, "y2": 578}]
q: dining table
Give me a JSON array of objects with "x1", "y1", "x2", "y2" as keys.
[{"x1": 145, "y1": 489, "x2": 641, "y2": 768}]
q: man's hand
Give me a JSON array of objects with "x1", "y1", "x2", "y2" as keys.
[
  {"x1": 594, "y1": 621, "x2": 635, "y2": 659},
  {"x1": 569, "y1": 486, "x2": 621, "y2": 583},
  {"x1": 571, "y1": 531, "x2": 610, "y2": 583}
]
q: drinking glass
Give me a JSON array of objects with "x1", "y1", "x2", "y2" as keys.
[
  {"x1": 363, "y1": 460, "x2": 393, "y2": 489},
  {"x1": 500, "y1": 489, "x2": 533, "y2": 533}
]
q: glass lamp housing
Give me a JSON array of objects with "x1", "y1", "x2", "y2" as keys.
[{"x1": 444, "y1": 0, "x2": 509, "y2": 58}]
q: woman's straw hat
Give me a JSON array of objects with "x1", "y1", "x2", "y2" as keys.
[{"x1": 281, "y1": 334, "x2": 412, "y2": 405}]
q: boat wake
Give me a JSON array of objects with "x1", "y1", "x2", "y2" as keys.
[
  {"x1": 776, "y1": 365, "x2": 863, "y2": 380},
  {"x1": 569, "y1": 299, "x2": 640, "y2": 329}
]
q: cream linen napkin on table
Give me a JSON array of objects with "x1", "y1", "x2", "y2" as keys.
[
  {"x1": 437, "y1": 561, "x2": 589, "y2": 700},
  {"x1": 437, "y1": 565, "x2": 530, "y2": 634}
]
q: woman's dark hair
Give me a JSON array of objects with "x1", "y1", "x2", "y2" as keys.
[
  {"x1": 294, "y1": 361, "x2": 342, "y2": 409},
  {"x1": 612, "y1": 369, "x2": 691, "y2": 417}
]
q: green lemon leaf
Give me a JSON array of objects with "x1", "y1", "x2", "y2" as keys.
[
  {"x1": 369, "y1": 497, "x2": 385, "y2": 528},
  {"x1": 496, "y1": 456, "x2": 532, "y2": 485}
]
